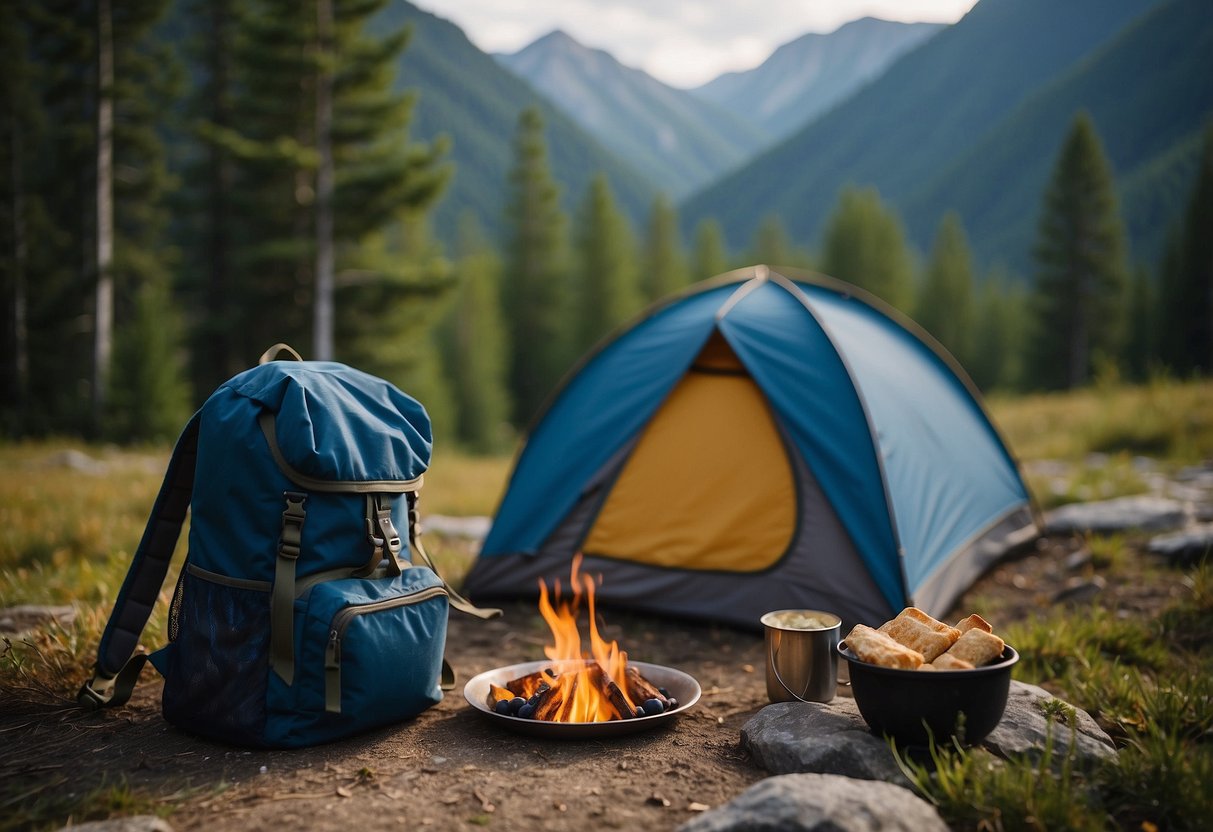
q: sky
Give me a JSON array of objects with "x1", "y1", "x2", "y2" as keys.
[{"x1": 410, "y1": 0, "x2": 980, "y2": 88}]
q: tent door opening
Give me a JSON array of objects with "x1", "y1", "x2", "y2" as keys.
[{"x1": 581, "y1": 332, "x2": 797, "y2": 572}]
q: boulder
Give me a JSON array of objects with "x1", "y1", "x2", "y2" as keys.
[
  {"x1": 57, "y1": 817, "x2": 174, "y2": 832},
  {"x1": 981, "y1": 682, "x2": 1116, "y2": 769},
  {"x1": 741, "y1": 699, "x2": 910, "y2": 786},
  {"x1": 0, "y1": 604, "x2": 77, "y2": 637},
  {"x1": 1147, "y1": 524, "x2": 1213, "y2": 566},
  {"x1": 676, "y1": 773, "x2": 948, "y2": 832},
  {"x1": 742, "y1": 682, "x2": 1115, "y2": 780},
  {"x1": 420, "y1": 514, "x2": 490, "y2": 541},
  {"x1": 1044, "y1": 496, "x2": 1190, "y2": 535}
]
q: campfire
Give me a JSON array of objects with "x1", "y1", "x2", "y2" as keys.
[{"x1": 486, "y1": 556, "x2": 677, "y2": 722}]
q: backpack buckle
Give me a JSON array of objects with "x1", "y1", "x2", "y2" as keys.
[
  {"x1": 77, "y1": 673, "x2": 115, "y2": 710},
  {"x1": 279, "y1": 492, "x2": 308, "y2": 559}
]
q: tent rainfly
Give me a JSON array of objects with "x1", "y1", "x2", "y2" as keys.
[{"x1": 464, "y1": 266, "x2": 1039, "y2": 630}]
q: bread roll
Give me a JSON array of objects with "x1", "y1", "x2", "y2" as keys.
[
  {"x1": 878, "y1": 607, "x2": 960, "y2": 661},
  {"x1": 943, "y1": 628, "x2": 1005, "y2": 667},
  {"x1": 845, "y1": 623, "x2": 924, "y2": 669},
  {"x1": 930, "y1": 652, "x2": 976, "y2": 671},
  {"x1": 955, "y1": 614, "x2": 993, "y2": 634}
]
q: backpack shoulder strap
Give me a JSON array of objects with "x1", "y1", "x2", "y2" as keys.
[{"x1": 78, "y1": 413, "x2": 201, "y2": 710}]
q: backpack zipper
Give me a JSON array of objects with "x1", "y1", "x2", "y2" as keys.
[{"x1": 323, "y1": 585, "x2": 448, "y2": 714}]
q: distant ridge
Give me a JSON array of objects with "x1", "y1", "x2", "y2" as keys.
[
  {"x1": 496, "y1": 30, "x2": 769, "y2": 198},
  {"x1": 901, "y1": 0, "x2": 1213, "y2": 269},
  {"x1": 693, "y1": 17, "x2": 945, "y2": 140},
  {"x1": 681, "y1": 0, "x2": 1176, "y2": 270},
  {"x1": 373, "y1": 2, "x2": 656, "y2": 241}
]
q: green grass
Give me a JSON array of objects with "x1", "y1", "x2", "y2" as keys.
[
  {"x1": 988, "y1": 375, "x2": 1213, "y2": 463},
  {"x1": 899, "y1": 562, "x2": 1213, "y2": 831}
]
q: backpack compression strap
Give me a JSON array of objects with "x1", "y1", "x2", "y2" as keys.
[
  {"x1": 78, "y1": 414, "x2": 200, "y2": 710},
  {"x1": 406, "y1": 492, "x2": 500, "y2": 621}
]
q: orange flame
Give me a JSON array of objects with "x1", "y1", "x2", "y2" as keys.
[{"x1": 533, "y1": 554, "x2": 636, "y2": 721}]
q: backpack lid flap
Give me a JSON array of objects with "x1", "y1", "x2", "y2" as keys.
[{"x1": 231, "y1": 361, "x2": 432, "y2": 485}]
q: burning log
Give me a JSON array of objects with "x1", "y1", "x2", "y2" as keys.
[
  {"x1": 532, "y1": 683, "x2": 564, "y2": 721},
  {"x1": 625, "y1": 665, "x2": 668, "y2": 708},
  {"x1": 587, "y1": 664, "x2": 638, "y2": 719},
  {"x1": 488, "y1": 662, "x2": 666, "y2": 721},
  {"x1": 484, "y1": 555, "x2": 681, "y2": 723}
]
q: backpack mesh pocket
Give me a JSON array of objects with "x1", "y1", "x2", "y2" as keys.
[{"x1": 161, "y1": 568, "x2": 270, "y2": 744}]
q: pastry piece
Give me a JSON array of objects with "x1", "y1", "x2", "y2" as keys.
[
  {"x1": 878, "y1": 607, "x2": 960, "y2": 661},
  {"x1": 955, "y1": 613, "x2": 993, "y2": 634},
  {"x1": 844, "y1": 624, "x2": 924, "y2": 669},
  {"x1": 930, "y1": 652, "x2": 976, "y2": 671},
  {"x1": 944, "y1": 628, "x2": 1005, "y2": 667}
]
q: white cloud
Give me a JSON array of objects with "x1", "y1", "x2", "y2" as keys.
[{"x1": 412, "y1": 0, "x2": 978, "y2": 86}]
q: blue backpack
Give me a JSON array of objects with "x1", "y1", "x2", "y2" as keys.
[{"x1": 79, "y1": 347, "x2": 497, "y2": 748}]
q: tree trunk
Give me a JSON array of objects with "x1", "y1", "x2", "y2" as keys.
[
  {"x1": 313, "y1": 0, "x2": 335, "y2": 361},
  {"x1": 93, "y1": 0, "x2": 114, "y2": 431}
]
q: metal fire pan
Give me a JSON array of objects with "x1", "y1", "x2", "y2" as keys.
[{"x1": 463, "y1": 659, "x2": 701, "y2": 739}]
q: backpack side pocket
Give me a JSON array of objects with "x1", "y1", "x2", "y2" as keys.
[{"x1": 154, "y1": 564, "x2": 272, "y2": 745}]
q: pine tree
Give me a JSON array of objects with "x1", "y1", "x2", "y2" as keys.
[
  {"x1": 105, "y1": 0, "x2": 191, "y2": 440},
  {"x1": 1027, "y1": 112, "x2": 1129, "y2": 390},
  {"x1": 915, "y1": 212, "x2": 976, "y2": 369},
  {"x1": 198, "y1": 0, "x2": 447, "y2": 371},
  {"x1": 178, "y1": 0, "x2": 244, "y2": 394},
  {"x1": 0, "y1": 4, "x2": 39, "y2": 432},
  {"x1": 820, "y1": 185, "x2": 914, "y2": 312},
  {"x1": 502, "y1": 107, "x2": 571, "y2": 426},
  {"x1": 1157, "y1": 124, "x2": 1213, "y2": 376},
  {"x1": 573, "y1": 173, "x2": 639, "y2": 354},
  {"x1": 437, "y1": 215, "x2": 512, "y2": 453},
  {"x1": 15, "y1": 2, "x2": 96, "y2": 433},
  {"x1": 970, "y1": 268, "x2": 1027, "y2": 392},
  {"x1": 691, "y1": 218, "x2": 729, "y2": 282},
  {"x1": 1123, "y1": 263, "x2": 1156, "y2": 381},
  {"x1": 749, "y1": 214, "x2": 791, "y2": 266},
  {"x1": 640, "y1": 193, "x2": 687, "y2": 303}
]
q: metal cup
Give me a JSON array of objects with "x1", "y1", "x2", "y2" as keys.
[{"x1": 761, "y1": 609, "x2": 841, "y2": 704}]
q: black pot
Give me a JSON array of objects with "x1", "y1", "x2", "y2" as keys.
[{"x1": 838, "y1": 643, "x2": 1018, "y2": 747}]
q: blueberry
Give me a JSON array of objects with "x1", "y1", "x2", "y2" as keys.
[
  {"x1": 494, "y1": 699, "x2": 511, "y2": 715},
  {"x1": 508, "y1": 696, "x2": 526, "y2": 714},
  {"x1": 642, "y1": 698, "x2": 664, "y2": 716},
  {"x1": 667, "y1": 698, "x2": 679, "y2": 709},
  {"x1": 634, "y1": 707, "x2": 646, "y2": 718},
  {"x1": 517, "y1": 704, "x2": 535, "y2": 719},
  {"x1": 658, "y1": 687, "x2": 670, "y2": 698}
]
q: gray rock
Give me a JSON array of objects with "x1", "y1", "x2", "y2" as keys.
[
  {"x1": 0, "y1": 604, "x2": 77, "y2": 636},
  {"x1": 1044, "y1": 496, "x2": 1190, "y2": 535},
  {"x1": 742, "y1": 682, "x2": 1114, "y2": 782},
  {"x1": 677, "y1": 773, "x2": 948, "y2": 832},
  {"x1": 58, "y1": 817, "x2": 174, "y2": 832},
  {"x1": 984, "y1": 682, "x2": 1117, "y2": 769},
  {"x1": 420, "y1": 514, "x2": 490, "y2": 541},
  {"x1": 1148, "y1": 524, "x2": 1213, "y2": 566},
  {"x1": 1051, "y1": 575, "x2": 1106, "y2": 605},
  {"x1": 741, "y1": 699, "x2": 911, "y2": 786},
  {"x1": 35, "y1": 448, "x2": 109, "y2": 475}
]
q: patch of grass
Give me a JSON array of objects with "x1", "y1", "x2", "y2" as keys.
[
  {"x1": 0, "y1": 778, "x2": 174, "y2": 832},
  {"x1": 1024, "y1": 455, "x2": 1150, "y2": 510},
  {"x1": 422, "y1": 448, "x2": 512, "y2": 517},
  {"x1": 989, "y1": 376, "x2": 1213, "y2": 463},
  {"x1": 897, "y1": 723, "x2": 1107, "y2": 832}
]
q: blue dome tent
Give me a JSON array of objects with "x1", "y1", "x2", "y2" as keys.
[{"x1": 464, "y1": 266, "x2": 1039, "y2": 629}]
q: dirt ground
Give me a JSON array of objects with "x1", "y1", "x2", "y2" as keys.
[{"x1": 0, "y1": 533, "x2": 1193, "y2": 832}]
